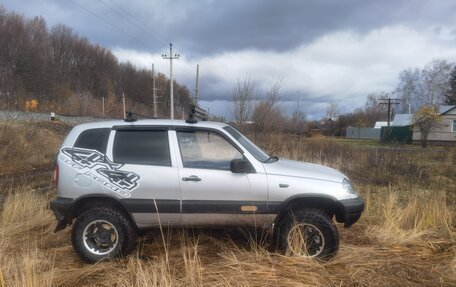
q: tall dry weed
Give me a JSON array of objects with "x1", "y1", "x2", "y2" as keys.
[
  {"x1": 366, "y1": 186, "x2": 454, "y2": 245},
  {"x1": 0, "y1": 121, "x2": 62, "y2": 174}
]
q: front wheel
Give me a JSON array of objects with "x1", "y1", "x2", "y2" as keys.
[
  {"x1": 277, "y1": 209, "x2": 339, "y2": 260},
  {"x1": 71, "y1": 207, "x2": 136, "y2": 263}
]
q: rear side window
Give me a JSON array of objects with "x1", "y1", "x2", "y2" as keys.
[
  {"x1": 113, "y1": 130, "x2": 171, "y2": 166},
  {"x1": 74, "y1": 128, "x2": 110, "y2": 154}
]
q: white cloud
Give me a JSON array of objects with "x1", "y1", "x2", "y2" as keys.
[{"x1": 113, "y1": 25, "x2": 456, "y2": 118}]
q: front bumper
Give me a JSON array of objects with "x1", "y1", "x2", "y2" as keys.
[
  {"x1": 49, "y1": 197, "x2": 75, "y2": 232},
  {"x1": 338, "y1": 197, "x2": 365, "y2": 227}
]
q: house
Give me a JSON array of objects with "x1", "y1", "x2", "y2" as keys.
[
  {"x1": 374, "y1": 121, "x2": 388, "y2": 129},
  {"x1": 412, "y1": 105, "x2": 456, "y2": 145}
]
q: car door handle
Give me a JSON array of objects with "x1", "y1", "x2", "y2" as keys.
[{"x1": 182, "y1": 175, "x2": 201, "y2": 182}]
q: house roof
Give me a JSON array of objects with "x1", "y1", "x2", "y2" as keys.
[
  {"x1": 392, "y1": 114, "x2": 413, "y2": 126},
  {"x1": 439, "y1": 105, "x2": 456, "y2": 115},
  {"x1": 393, "y1": 106, "x2": 456, "y2": 127},
  {"x1": 374, "y1": 121, "x2": 388, "y2": 128}
]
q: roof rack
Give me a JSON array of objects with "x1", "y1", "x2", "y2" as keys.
[
  {"x1": 124, "y1": 111, "x2": 157, "y2": 122},
  {"x1": 124, "y1": 111, "x2": 137, "y2": 122},
  {"x1": 186, "y1": 105, "x2": 208, "y2": 124}
]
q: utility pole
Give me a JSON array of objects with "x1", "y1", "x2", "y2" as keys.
[
  {"x1": 194, "y1": 64, "x2": 199, "y2": 105},
  {"x1": 162, "y1": 43, "x2": 179, "y2": 119},
  {"x1": 102, "y1": 97, "x2": 105, "y2": 117},
  {"x1": 152, "y1": 64, "x2": 157, "y2": 118},
  {"x1": 122, "y1": 93, "x2": 126, "y2": 119},
  {"x1": 339, "y1": 115, "x2": 343, "y2": 136},
  {"x1": 379, "y1": 98, "x2": 400, "y2": 126}
]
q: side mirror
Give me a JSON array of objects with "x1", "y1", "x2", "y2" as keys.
[{"x1": 230, "y1": 158, "x2": 254, "y2": 173}]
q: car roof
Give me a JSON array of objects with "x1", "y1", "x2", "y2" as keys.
[
  {"x1": 73, "y1": 119, "x2": 230, "y2": 130},
  {"x1": 62, "y1": 119, "x2": 233, "y2": 149}
]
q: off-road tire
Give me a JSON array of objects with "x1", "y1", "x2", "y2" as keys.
[
  {"x1": 276, "y1": 208, "x2": 339, "y2": 261},
  {"x1": 71, "y1": 207, "x2": 137, "y2": 263}
]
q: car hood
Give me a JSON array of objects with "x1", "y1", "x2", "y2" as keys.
[{"x1": 263, "y1": 159, "x2": 345, "y2": 183}]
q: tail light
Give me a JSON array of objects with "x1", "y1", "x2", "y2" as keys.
[{"x1": 52, "y1": 162, "x2": 59, "y2": 188}]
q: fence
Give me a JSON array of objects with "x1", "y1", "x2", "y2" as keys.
[
  {"x1": 380, "y1": 126, "x2": 413, "y2": 143},
  {"x1": 346, "y1": 127, "x2": 381, "y2": 140}
]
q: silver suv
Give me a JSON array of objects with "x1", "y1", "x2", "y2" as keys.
[{"x1": 50, "y1": 118, "x2": 364, "y2": 262}]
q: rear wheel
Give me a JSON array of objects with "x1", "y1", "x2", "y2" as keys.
[
  {"x1": 71, "y1": 207, "x2": 136, "y2": 263},
  {"x1": 277, "y1": 209, "x2": 339, "y2": 260}
]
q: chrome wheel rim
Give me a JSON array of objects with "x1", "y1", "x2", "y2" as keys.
[
  {"x1": 82, "y1": 220, "x2": 119, "y2": 256},
  {"x1": 287, "y1": 223, "x2": 325, "y2": 257}
]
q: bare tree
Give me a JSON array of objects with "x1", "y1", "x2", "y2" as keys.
[
  {"x1": 0, "y1": 7, "x2": 193, "y2": 116},
  {"x1": 394, "y1": 59, "x2": 452, "y2": 112},
  {"x1": 395, "y1": 68, "x2": 421, "y2": 113},
  {"x1": 423, "y1": 59, "x2": 452, "y2": 106},
  {"x1": 444, "y1": 65, "x2": 456, "y2": 105},
  {"x1": 232, "y1": 76, "x2": 255, "y2": 125},
  {"x1": 251, "y1": 78, "x2": 284, "y2": 138},
  {"x1": 413, "y1": 105, "x2": 440, "y2": 147},
  {"x1": 325, "y1": 102, "x2": 339, "y2": 120}
]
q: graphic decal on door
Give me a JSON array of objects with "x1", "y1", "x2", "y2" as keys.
[{"x1": 58, "y1": 147, "x2": 140, "y2": 197}]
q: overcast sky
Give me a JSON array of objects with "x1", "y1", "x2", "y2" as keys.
[{"x1": 3, "y1": 0, "x2": 456, "y2": 119}]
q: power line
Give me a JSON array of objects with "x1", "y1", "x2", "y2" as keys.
[
  {"x1": 99, "y1": 0, "x2": 168, "y2": 46},
  {"x1": 68, "y1": 0, "x2": 154, "y2": 51},
  {"x1": 104, "y1": 0, "x2": 169, "y2": 45},
  {"x1": 102, "y1": 0, "x2": 194, "y2": 65}
]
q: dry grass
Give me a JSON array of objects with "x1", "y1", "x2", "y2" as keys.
[
  {"x1": 0, "y1": 121, "x2": 68, "y2": 175},
  {"x1": 0, "y1": 126, "x2": 455, "y2": 286},
  {"x1": 0, "y1": 184, "x2": 454, "y2": 286}
]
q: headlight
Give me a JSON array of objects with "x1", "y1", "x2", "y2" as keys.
[{"x1": 342, "y1": 178, "x2": 357, "y2": 195}]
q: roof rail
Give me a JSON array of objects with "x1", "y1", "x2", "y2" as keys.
[
  {"x1": 124, "y1": 111, "x2": 157, "y2": 122},
  {"x1": 186, "y1": 105, "x2": 208, "y2": 124}
]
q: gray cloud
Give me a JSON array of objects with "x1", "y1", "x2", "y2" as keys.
[
  {"x1": 2, "y1": 0, "x2": 456, "y2": 119},
  {"x1": 4, "y1": 0, "x2": 456, "y2": 55}
]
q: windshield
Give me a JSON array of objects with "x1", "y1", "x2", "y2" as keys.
[{"x1": 223, "y1": 126, "x2": 270, "y2": 163}]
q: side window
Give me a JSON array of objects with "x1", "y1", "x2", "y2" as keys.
[
  {"x1": 113, "y1": 130, "x2": 171, "y2": 166},
  {"x1": 74, "y1": 128, "x2": 110, "y2": 154},
  {"x1": 177, "y1": 130, "x2": 243, "y2": 170},
  {"x1": 452, "y1": 120, "x2": 456, "y2": 133}
]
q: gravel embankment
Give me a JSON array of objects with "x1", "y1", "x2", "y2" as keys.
[{"x1": 0, "y1": 110, "x2": 116, "y2": 126}]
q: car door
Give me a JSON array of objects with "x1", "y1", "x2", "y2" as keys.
[
  {"x1": 107, "y1": 127, "x2": 181, "y2": 228},
  {"x1": 174, "y1": 128, "x2": 269, "y2": 227}
]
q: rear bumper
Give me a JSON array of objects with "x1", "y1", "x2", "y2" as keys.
[
  {"x1": 338, "y1": 197, "x2": 365, "y2": 227},
  {"x1": 49, "y1": 197, "x2": 75, "y2": 232}
]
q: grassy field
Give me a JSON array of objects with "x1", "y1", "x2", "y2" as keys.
[{"x1": 0, "y1": 121, "x2": 455, "y2": 286}]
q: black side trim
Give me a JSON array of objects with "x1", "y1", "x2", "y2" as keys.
[
  {"x1": 50, "y1": 197, "x2": 75, "y2": 232},
  {"x1": 182, "y1": 200, "x2": 273, "y2": 214},
  {"x1": 338, "y1": 197, "x2": 365, "y2": 227},
  {"x1": 271, "y1": 193, "x2": 339, "y2": 215},
  {"x1": 271, "y1": 194, "x2": 365, "y2": 228},
  {"x1": 120, "y1": 199, "x2": 180, "y2": 213}
]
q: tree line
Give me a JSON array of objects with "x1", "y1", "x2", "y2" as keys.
[
  {"x1": 232, "y1": 58, "x2": 456, "y2": 139},
  {"x1": 327, "y1": 59, "x2": 456, "y2": 135},
  {"x1": 0, "y1": 7, "x2": 192, "y2": 118}
]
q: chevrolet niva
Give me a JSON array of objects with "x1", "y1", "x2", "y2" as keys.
[{"x1": 50, "y1": 118, "x2": 364, "y2": 263}]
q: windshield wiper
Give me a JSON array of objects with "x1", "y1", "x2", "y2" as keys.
[{"x1": 264, "y1": 156, "x2": 279, "y2": 163}]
